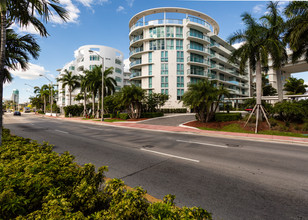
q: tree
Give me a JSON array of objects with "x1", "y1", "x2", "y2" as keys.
[
  {"x1": 79, "y1": 73, "x2": 90, "y2": 117},
  {"x1": 181, "y1": 79, "x2": 230, "y2": 123},
  {"x1": 283, "y1": 76, "x2": 307, "y2": 95},
  {"x1": 228, "y1": 13, "x2": 281, "y2": 133},
  {"x1": 261, "y1": 1, "x2": 288, "y2": 101},
  {"x1": 284, "y1": 1, "x2": 308, "y2": 63},
  {"x1": 262, "y1": 74, "x2": 277, "y2": 96},
  {"x1": 0, "y1": 0, "x2": 67, "y2": 145},
  {"x1": 118, "y1": 85, "x2": 145, "y2": 119},
  {"x1": 86, "y1": 66, "x2": 101, "y2": 117},
  {"x1": 57, "y1": 70, "x2": 80, "y2": 106},
  {"x1": 144, "y1": 93, "x2": 169, "y2": 112},
  {"x1": 34, "y1": 85, "x2": 49, "y2": 113}
]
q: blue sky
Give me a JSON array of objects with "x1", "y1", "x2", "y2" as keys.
[{"x1": 6, "y1": 0, "x2": 307, "y2": 103}]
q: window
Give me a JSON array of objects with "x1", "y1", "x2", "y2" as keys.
[
  {"x1": 190, "y1": 41, "x2": 204, "y2": 51},
  {"x1": 69, "y1": 66, "x2": 75, "y2": 70},
  {"x1": 149, "y1": 40, "x2": 165, "y2": 50},
  {"x1": 166, "y1": 26, "x2": 174, "y2": 37},
  {"x1": 177, "y1": 51, "x2": 184, "y2": 62},
  {"x1": 177, "y1": 76, "x2": 184, "y2": 87},
  {"x1": 89, "y1": 65, "x2": 96, "y2": 70},
  {"x1": 166, "y1": 39, "x2": 174, "y2": 50},
  {"x1": 161, "y1": 76, "x2": 168, "y2": 88},
  {"x1": 149, "y1": 26, "x2": 164, "y2": 38},
  {"x1": 176, "y1": 27, "x2": 183, "y2": 38},
  {"x1": 191, "y1": 65, "x2": 204, "y2": 75},
  {"x1": 90, "y1": 55, "x2": 99, "y2": 61},
  {"x1": 161, "y1": 64, "x2": 168, "y2": 75},
  {"x1": 177, "y1": 64, "x2": 184, "y2": 75},
  {"x1": 176, "y1": 40, "x2": 183, "y2": 50},
  {"x1": 219, "y1": 73, "x2": 224, "y2": 81},
  {"x1": 161, "y1": 89, "x2": 168, "y2": 95},
  {"x1": 148, "y1": 52, "x2": 152, "y2": 62},
  {"x1": 115, "y1": 68, "x2": 122, "y2": 74},
  {"x1": 115, "y1": 77, "x2": 122, "y2": 82},
  {"x1": 149, "y1": 77, "x2": 152, "y2": 88},
  {"x1": 149, "y1": 64, "x2": 152, "y2": 75},
  {"x1": 115, "y1": 59, "x2": 122, "y2": 65},
  {"x1": 177, "y1": 89, "x2": 184, "y2": 100},
  {"x1": 190, "y1": 28, "x2": 203, "y2": 39},
  {"x1": 190, "y1": 78, "x2": 201, "y2": 84},
  {"x1": 161, "y1": 51, "x2": 168, "y2": 62},
  {"x1": 190, "y1": 53, "x2": 204, "y2": 63}
]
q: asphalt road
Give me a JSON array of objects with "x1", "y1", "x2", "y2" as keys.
[
  {"x1": 138, "y1": 113, "x2": 196, "y2": 126},
  {"x1": 3, "y1": 113, "x2": 308, "y2": 220}
]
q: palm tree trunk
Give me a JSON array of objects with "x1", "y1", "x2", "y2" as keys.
[
  {"x1": 92, "y1": 93, "x2": 95, "y2": 117},
  {"x1": 83, "y1": 89, "x2": 87, "y2": 117},
  {"x1": 0, "y1": 8, "x2": 7, "y2": 146},
  {"x1": 44, "y1": 96, "x2": 46, "y2": 113},
  {"x1": 69, "y1": 89, "x2": 72, "y2": 106},
  {"x1": 97, "y1": 93, "x2": 100, "y2": 118},
  {"x1": 276, "y1": 69, "x2": 283, "y2": 102},
  {"x1": 256, "y1": 60, "x2": 262, "y2": 106}
]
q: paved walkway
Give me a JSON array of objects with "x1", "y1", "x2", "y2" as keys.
[{"x1": 39, "y1": 114, "x2": 308, "y2": 145}]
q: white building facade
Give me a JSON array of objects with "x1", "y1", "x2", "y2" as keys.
[
  {"x1": 57, "y1": 45, "x2": 124, "y2": 109},
  {"x1": 129, "y1": 8, "x2": 249, "y2": 109}
]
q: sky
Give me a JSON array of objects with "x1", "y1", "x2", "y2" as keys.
[{"x1": 5, "y1": 0, "x2": 308, "y2": 103}]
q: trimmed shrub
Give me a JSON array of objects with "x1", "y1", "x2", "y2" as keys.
[
  {"x1": 159, "y1": 108, "x2": 187, "y2": 113},
  {"x1": 302, "y1": 123, "x2": 308, "y2": 132},
  {"x1": 141, "y1": 112, "x2": 164, "y2": 118},
  {"x1": 0, "y1": 129, "x2": 212, "y2": 219},
  {"x1": 63, "y1": 105, "x2": 84, "y2": 117},
  {"x1": 214, "y1": 113, "x2": 242, "y2": 122},
  {"x1": 119, "y1": 113, "x2": 129, "y2": 120}
]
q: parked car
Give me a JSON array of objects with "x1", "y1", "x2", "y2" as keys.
[{"x1": 13, "y1": 111, "x2": 21, "y2": 116}]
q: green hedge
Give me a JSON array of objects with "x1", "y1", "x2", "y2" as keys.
[
  {"x1": 141, "y1": 112, "x2": 164, "y2": 118},
  {"x1": 159, "y1": 108, "x2": 187, "y2": 113},
  {"x1": 0, "y1": 129, "x2": 212, "y2": 219},
  {"x1": 119, "y1": 113, "x2": 129, "y2": 120},
  {"x1": 63, "y1": 105, "x2": 84, "y2": 117},
  {"x1": 215, "y1": 113, "x2": 242, "y2": 122}
]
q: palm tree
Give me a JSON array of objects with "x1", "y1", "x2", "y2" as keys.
[
  {"x1": 0, "y1": 0, "x2": 67, "y2": 144},
  {"x1": 34, "y1": 85, "x2": 49, "y2": 113},
  {"x1": 181, "y1": 79, "x2": 229, "y2": 123},
  {"x1": 86, "y1": 66, "x2": 101, "y2": 117},
  {"x1": 118, "y1": 85, "x2": 145, "y2": 119},
  {"x1": 79, "y1": 73, "x2": 90, "y2": 117},
  {"x1": 102, "y1": 67, "x2": 117, "y2": 97},
  {"x1": 261, "y1": 1, "x2": 288, "y2": 102},
  {"x1": 228, "y1": 13, "x2": 281, "y2": 133},
  {"x1": 283, "y1": 77, "x2": 307, "y2": 95},
  {"x1": 284, "y1": 1, "x2": 308, "y2": 63},
  {"x1": 57, "y1": 70, "x2": 80, "y2": 106}
]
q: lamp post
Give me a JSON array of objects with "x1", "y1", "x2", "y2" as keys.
[
  {"x1": 89, "y1": 50, "x2": 105, "y2": 121},
  {"x1": 39, "y1": 74, "x2": 54, "y2": 116}
]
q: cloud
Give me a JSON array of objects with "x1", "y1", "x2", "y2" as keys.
[
  {"x1": 51, "y1": 0, "x2": 80, "y2": 24},
  {"x1": 116, "y1": 6, "x2": 125, "y2": 12},
  {"x1": 126, "y1": 0, "x2": 134, "y2": 7},
  {"x1": 232, "y1": 42, "x2": 245, "y2": 49},
  {"x1": 9, "y1": 63, "x2": 48, "y2": 80},
  {"x1": 11, "y1": 23, "x2": 41, "y2": 35},
  {"x1": 253, "y1": 4, "x2": 265, "y2": 14},
  {"x1": 76, "y1": 0, "x2": 109, "y2": 8}
]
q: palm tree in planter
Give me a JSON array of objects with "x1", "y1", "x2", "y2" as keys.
[
  {"x1": 57, "y1": 70, "x2": 80, "y2": 106},
  {"x1": 181, "y1": 79, "x2": 230, "y2": 123},
  {"x1": 261, "y1": 1, "x2": 288, "y2": 102},
  {"x1": 228, "y1": 13, "x2": 283, "y2": 133},
  {"x1": 118, "y1": 84, "x2": 145, "y2": 119}
]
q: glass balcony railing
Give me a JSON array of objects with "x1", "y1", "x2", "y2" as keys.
[
  {"x1": 187, "y1": 16, "x2": 211, "y2": 29},
  {"x1": 130, "y1": 59, "x2": 142, "y2": 67},
  {"x1": 187, "y1": 56, "x2": 209, "y2": 65},
  {"x1": 211, "y1": 53, "x2": 229, "y2": 63},
  {"x1": 130, "y1": 71, "x2": 141, "y2": 78},
  {"x1": 130, "y1": 19, "x2": 183, "y2": 32},
  {"x1": 187, "y1": 44, "x2": 210, "y2": 54},
  {"x1": 187, "y1": 31, "x2": 210, "y2": 42},
  {"x1": 130, "y1": 35, "x2": 143, "y2": 44},
  {"x1": 187, "y1": 69, "x2": 208, "y2": 76},
  {"x1": 129, "y1": 47, "x2": 144, "y2": 56}
]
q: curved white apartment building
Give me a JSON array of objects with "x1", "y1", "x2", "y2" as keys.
[
  {"x1": 57, "y1": 45, "x2": 124, "y2": 109},
  {"x1": 129, "y1": 8, "x2": 249, "y2": 108}
]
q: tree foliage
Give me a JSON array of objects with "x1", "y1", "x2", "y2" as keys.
[{"x1": 283, "y1": 76, "x2": 307, "y2": 95}]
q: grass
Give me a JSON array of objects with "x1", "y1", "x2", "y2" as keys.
[
  {"x1": 198, "y1": 123, "x2": 308, "y2": 138},
  {"x1": 103, "y1": 118, "x2": 125, "y2": 122}
]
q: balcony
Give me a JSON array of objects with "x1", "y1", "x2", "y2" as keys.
[
  {"x1": 187, "y1": 44, "x2": 210, "y2": 56},
  {"x1": 129, "y1": 71, "x2": 141, "y2": 79},
  {"x1": 130, "y1": 35, "x2": 143, "y2": 46},
  {"x1": 187, "y1": 69, "x2": 209, "y2": 78},
  {"x1": 130, "y1": 59, "x2": 142, "y2": 67},
  {"x1": 130, "y1": 19, "x2": 183, "y2": 33},
  {"x1": 186, "y1": 16, "x2": 211, "y2": 33},
  {"x1": 187, "y1": 31, "x2": 210, "y2": 44},
  {"x1": 187, "y1": 56, "x2": 210, "y2": 67},
  {"x1": 210, "y1": 42, "x2": 231, "y2": 56},
  {"x1": 129, "y1": 47, "x2": 144, "y2": 57}
]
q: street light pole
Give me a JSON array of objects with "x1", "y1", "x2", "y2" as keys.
[
  {"x1": 39, "y1": 74, "x2": 54, "y2": 116},
  {"x1": 89, "y1": 50, "x2": 105, "y2": 121}
]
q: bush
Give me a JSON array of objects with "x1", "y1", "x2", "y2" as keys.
[
  {"x1": 302, "y1": 122, "x2": 308, "y2": 132},
  {"x1": 0, "y1": 129, "x2": 212, "y2": 219},
  {"x1": 159, "y1": 108, "x2": 187, "y2": 113},
  {"x1": 63, "y1": 105, "x2": 84, "y2": 117},
  {"x1": 37, "y1": 110, "x2": 44, "y2": 114},
  {"x1": 119, "y1": 113, "x2": 129, "y2": 120},
  {"x1": 141, "y1": 112, "x2": 164, "y2": 118},
  {"x1": 273, "y1": 101, "x2": 305, "y2": 123},
  {"x1": 214, "y1": 113, "x2": 242, "y2": 122}
]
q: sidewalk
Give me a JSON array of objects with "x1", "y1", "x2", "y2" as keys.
[{"x1": 42, "y1": 114, "x2": 308, "y2": 145}]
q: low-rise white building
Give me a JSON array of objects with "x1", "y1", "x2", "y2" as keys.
[{"x1": 57, "y1": 45, "x2": 124, "y2": 109}]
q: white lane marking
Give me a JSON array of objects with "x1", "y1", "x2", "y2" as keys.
[
  {"x1": 55, "y1": 130, "x2": 69, "y2": 134},
  {"x1": 140, "y1": 148, "x2": 199, "y2": 163},
  {"x1": 30, "y1": 123, "x2": 35, "y2": 125},
  {"x1": 176, "y1": 140, "x2": 228, "y2": 148},
  {"x1": 87, "y1": 127, "x2": 103, "y2": 131}
]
